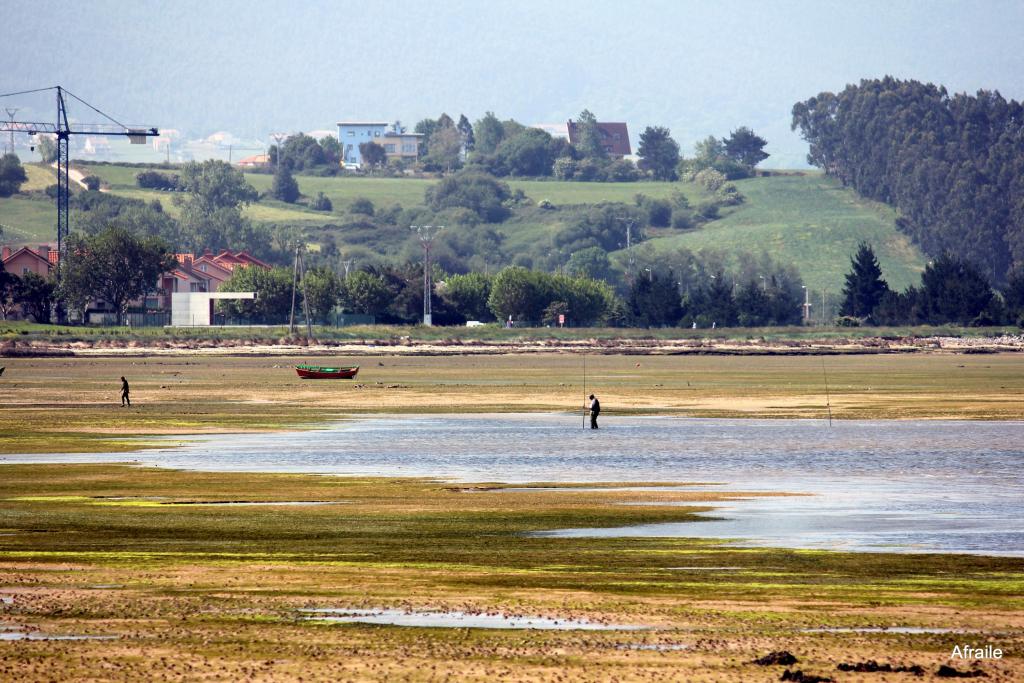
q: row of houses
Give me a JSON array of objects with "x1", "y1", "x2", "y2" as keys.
[
  {"x1": 335, "y1": 118, "x2": 632, "y2": 169},
  {"x1": 238, "y1": 119, "x2": 632, "y2": 170},
  {"x1": 1, "y1": 245, "x2": 269, "y2": 322}
]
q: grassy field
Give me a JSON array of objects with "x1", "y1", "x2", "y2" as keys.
[
  {"x1": 5, "y1": 165, "x2": 929, "y2": 296},
  {"x1": 0, "y1": 195, "x2": 55, "y2": 243},
  {"x1": 627, "y1": 174, "x2": 927, "y2": 292}
]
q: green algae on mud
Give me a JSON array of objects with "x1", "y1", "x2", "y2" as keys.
[
  {"x1": 2, "y1": 464, "x2": 1022, "y2": 681},
  {"x1": 2, "y1": 464, "x2": 1022, "y2": 608}
]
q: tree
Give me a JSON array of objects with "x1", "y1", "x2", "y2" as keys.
[
  {"x1": 426, "y1": 170, "x2": 511, "y2": 222},
  {"x1": 218, "y1": 266, "x2": 295, "y2": 323},
  {"x1": 840, "y1": 242, "x2": 891, "y2": 320},
  {"x1": 628, "y1": 270, "x2": 682, "y2": 327},
  {"x1": 735, "y1": 281, "x2": 772, "y2": 326},
  {"x1": 440, "y1": 272, "x2": 493, "y2": 321},
  {"x1": 919, "y1": 253, "x2": 994, "y2": 324},
  {"x1": 271, "y1": 164, "x2": 300, "y2": 203},
  {"x1": 358, "y1": 141, "x2": 387, "y2": 171},
  {"x1": 1004, "y1": 269, "x2": 1024, "y2": 323},
  {"x1": 319, "y1": 135, "x2": 343, "y2": 166},
  {"x1": 0, "y1": 153, "x2": 28, "y2": 197},
  {"x1": 62, "y1": 227, "x2": 175, "y2": 325},
  {"x1": 303, "y1": 267, "x2": 342, "y2": 323},
  {"x1": 566, "y1": 247, "x2": 613, "y2": 281},
  {"x1": 723, "y1": 127, "x2": 769, "y2": 168},
  {"x1": 342, "y1": 270, "x2": 390, "y2": 316},
  {"x1": 575, "y1": 109, "x2": 607, "y2": 160},
  {"x1": 177, "y1": 160, "x2": 258, "y2": 213},
  {"x1": 637, "y1": 126, "x2": 680, "y2": 180},
  {"x1": 487, "y1": 266, "x2": 551, "y2": 322},
  {"x1": 422, "y1": 127, "x2": 463, "y2": 172},
  {"x1": 36, "y1": 136, "x2": 57, "y2": 163},
  {"x1": 0, "y1": 270, "x2": 22, "y2": 320},
  {"x1": 488, "y1": 128, "x2": 557, "y2": 176},
  {"x1": 457, "y1": 114, "x2": 475, "y2": 152},
  {"x1": 692, "y1": 136, "x2": 725, "y2": 172},
  {"x1": 16, "y1": 272, "x2": 55, "y2": 323},
  {"x1": 473, "y1": 112, "x2": 505, "y2": 155}
]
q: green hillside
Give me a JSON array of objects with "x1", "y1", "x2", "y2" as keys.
[
  {"x1": 622, "y1": 174, "x2": 926, "y2": 292},
  {"x1": 2, "y1": 164, "x2": 927, "y2": 294}
]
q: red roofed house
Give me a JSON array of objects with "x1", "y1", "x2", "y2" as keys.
[
  {"x1": 1, "y1": 245, "x2": 56, "y2": 278},
  {"x1": 566, "y1": 119, "x2": 632, "y2": 158}
]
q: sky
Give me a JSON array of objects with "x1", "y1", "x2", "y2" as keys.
[{"x1": 3, "y1": 0, "x2": 1024, "y2": 167}]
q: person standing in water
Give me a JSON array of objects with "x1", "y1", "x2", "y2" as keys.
[
  {"x1": 120, "y1": 376, "x2": 131, "y2": 407},
  {"x1": 588, "y1": 394, "x2": 600, "y2": 429}
]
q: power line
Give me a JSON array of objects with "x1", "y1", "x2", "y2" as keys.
[
  {"x1": 0, "y1": 86, "x2": 57, "y2": 99},
  {"x1": 62, "y1": 87, "x2": 131, "y2": 130}
]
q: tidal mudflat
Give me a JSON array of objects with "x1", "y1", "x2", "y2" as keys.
[
  {"x1": 9, "y1": 414, "x2": 1022, "y2": 556},
  {"x1": 2, "y1": 354, "x2": 1023, "y2": 681}
]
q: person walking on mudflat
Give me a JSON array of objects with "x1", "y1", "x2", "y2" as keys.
[
  {"x1": 120, "y1": 376, "x2": 130, "y2": 407},
  {"x1": 589, "y1": 394, "x2": 600, "y2": 429}
]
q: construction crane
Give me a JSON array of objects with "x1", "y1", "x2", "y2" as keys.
[{"x1": 0, "y1": 86, "x2": 158, "y2": 316}]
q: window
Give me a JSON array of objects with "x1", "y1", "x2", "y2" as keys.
[
  {"x1": 347, "y1": 131, "x2": 355, "y2": 137},
  {"x1": 374, "y1": 131, "x2": 380, "y2": 137},
  {"x1": 402, "y1": 143, "x2": 417, "y2": 154},
  {"x1": 200, "y1": 264, "x2": 207, "y2": 272},
  {"x1": 383, "y1": 144, "x2": 395, "y2": 153},
  {"x1": 190, "y1": 282, "x2": 207, "y2": 292},
  {"x1": 22, "y1": 267, "x2": 30, "y2": 275}
]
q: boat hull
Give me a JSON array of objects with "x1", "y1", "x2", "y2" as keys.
[{"x1": 295, "y1": 366, "x2": 359, "y2": 379}]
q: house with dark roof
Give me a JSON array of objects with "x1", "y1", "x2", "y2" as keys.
[{"x1": 566, "y1": 119, "x2": 632, "y2": 158}]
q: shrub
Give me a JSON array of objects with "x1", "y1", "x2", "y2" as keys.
[
  {"x1": 312, "y1": 192, "x2": 333, "y2": 211},
  {"x1": 538, "y1": 199, "x2": 555, "y2": 210},
  {"x1": 645, "y1": 198, "x2": 672, "y2": 227},
  {"x1": 553, "y1": 157, "x2": 577, "y2": 180},
  {"x1": 349, "y1": 197, "x2": 375, "y2": 216},
  {"x1": 694, "y1": 168, "x2": 726, "y2": 192},
  {"x1": 135, "y1": 170, "x2": 179, "y2": 190},
  {"x1": 697, "y1": 201, "x2": 720, "y2": 219},
  {"x1": 82, "y1": 175, "x2": 101, "y2": 191},
  {"x1": 835, "y1": 315, "x2": 862, "y2": 327},
  {"x1": 671, "y1": 210, "x2": 694, "y2": 230}
]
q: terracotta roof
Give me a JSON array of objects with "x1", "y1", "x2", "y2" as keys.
[
  {"x1": 2, "y1": 247, "x2": 54, "y2": 269},
  {"x1": 566, "y1": 120, "x2": 632, "y2": 156}
]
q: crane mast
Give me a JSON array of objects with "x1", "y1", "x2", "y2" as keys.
[{"x1": 0, "y1": 86, "x2": 159, "y2": 320}]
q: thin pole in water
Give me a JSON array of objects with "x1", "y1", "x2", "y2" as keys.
[
  {"x1": 822, "y1": 356, "x2": 833, "y2": 427},
  {"x1": 582, "y1": 352, "x2": 587, "y2": 430}
]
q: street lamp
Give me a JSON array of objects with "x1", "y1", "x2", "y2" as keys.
[{"x1": 411, "y1": 225, "x2": 444, "y2": 326}]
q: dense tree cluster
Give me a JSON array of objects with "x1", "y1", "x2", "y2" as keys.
[
  {"x1": 840, "y1": 243, "x2": 1018, "y2": 326},
  {"x1": 792, "y1": 77, "x2": 1024, "y2": 285},
  {"x1": 269, "y1": 133, "x2": 342, "y2": 174}
]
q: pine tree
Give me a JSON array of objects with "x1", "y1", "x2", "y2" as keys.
[
  {"x1": 840, "y1": 242, "x2": 890, "y2": 319},
  {"x1": 271, "y1": 164, "x2": 299, "y2": 203}
]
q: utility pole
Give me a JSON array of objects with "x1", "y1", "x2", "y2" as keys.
[
  {"x1": 341, "y1": 258, "x2": 354, "y2": 278},
  {"x1": 411, "y1": 225, "x2": 444, "y2": 326},
  {"x1": 802, "y1": 285, "x2": 812, "y2": 323},
  {"x1": 4, "y1": 108, "x2": 17, "y2": 154},
  {"x1": 288, "y1": 244, "x2": 314, "y2": 338},
  {"x1": 272, "y1": 133, "x2": 287, "y2": 171}
]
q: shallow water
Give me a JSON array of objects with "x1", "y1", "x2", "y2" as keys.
[
  {"x1": 300, "y1": 608, "x2": 643, "y2": 630},
  {"x1": 5, "y1": 414, "x2": 1023, "y2": 556}
]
